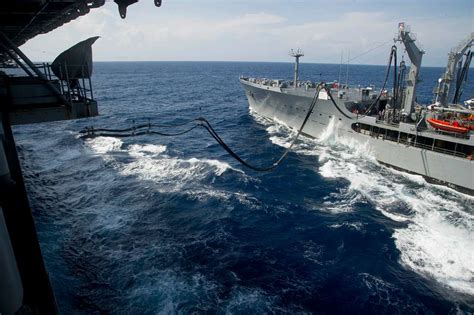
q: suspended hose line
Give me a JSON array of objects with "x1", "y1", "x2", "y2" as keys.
[
  {"x1": 79, "y1": 118, "x2": 200, "y2": 134},
  {"x1": 79, "y1": 117, "x2": 231, "y2": 135},
  {"x1": 80, "y1": 45, "x2": 399, "y2": 171},
  {"x1": 321, "y1": 86, "x2": 353, "y2": 119},
  {"x1": 80, "y1": 46, "x2": 397, "y2": 171},
  {"x1": 347, "y1": 39, "x2": 394, "y2": 63},
  {"x1": 354, "y1": 45, "x2": 398, "y2": 119},
  {"x1": 395, "y1": 60, "x2": 407, "y2": 107},
  {"x1": 80, "y1": 85, "x2": 324, "y2": 172},
  {"x1": 81, "y1": 124, "x2": 201, "y2": 138},
  {"x1": 453, "y1": 50, "x2": 472, "y2": 105}
]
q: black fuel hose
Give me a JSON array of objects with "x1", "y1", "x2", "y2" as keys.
[
  {"x1": 80, "y1": 85, "x2": 323, "y2": 172},
  {"x1": 355, "y1": 45, "x2": 397, "y2": 119}
]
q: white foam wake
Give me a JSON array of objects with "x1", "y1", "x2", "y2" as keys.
[
  {"x1": 86, "y1": 136, "x2": 124, "y2": 154},
  {"x1": 260, "y1": 116, "x2": 474, "y2": 297},
  {"x1": 85, "y1": 137, "x2": 242, "y2": 194}
]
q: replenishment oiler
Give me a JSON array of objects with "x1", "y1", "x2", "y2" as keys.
[{"x1": 240, "y1": 23, "x2": 474, "y2": 195}]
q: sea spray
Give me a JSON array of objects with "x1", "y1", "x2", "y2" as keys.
[{"x1": 262, "y1": 115, "x2": 474, "y2": 296}]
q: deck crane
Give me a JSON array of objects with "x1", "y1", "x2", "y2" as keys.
[
  {"x1": 395, "y1": 22, "x2": 424, "y2": 120},
  {"x1": 435, "y1": 32, "x2": 474, "y2": 107}
]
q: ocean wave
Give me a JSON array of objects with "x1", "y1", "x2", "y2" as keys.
[
  {"x1": 358, "y1": 273, "x2": 425, "y2": 312},
  {"x1": 224, "y1": 287, "x2": 278, "y2": 313},
  {"x1": 329, "y1": 221, "x2": 365, "y2": 232},
  {"x1": 86, "y1": 136, "x2": 124, "y2": 154},
  {"x1": 84, "y1": 137, "x2": 247, "y2": 195},
  {"x1": 259, "y1": 115, "x2": 474, "y2": 297},
  {"x1": 16, "y1": 61, "x2": 474, "y2": 313}
]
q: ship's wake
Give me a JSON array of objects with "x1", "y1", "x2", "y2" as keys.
[
  {"x1": 257, "y1": 114, "x2": 474, "y2": 298},
  {"x1": 77, "y1": 136, "x2": 279, "y2": 311},
  {"x1": 84, "y1": 136, "x2": 252, "y2": 196}
]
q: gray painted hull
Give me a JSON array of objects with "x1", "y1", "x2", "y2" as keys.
[{"x1": 241, "y1": 79, "x2": 474, "y2": 195}]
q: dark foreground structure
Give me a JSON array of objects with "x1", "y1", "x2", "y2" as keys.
[{"x1": 0, "y1": 1, "x2": 162, "y2": 313}]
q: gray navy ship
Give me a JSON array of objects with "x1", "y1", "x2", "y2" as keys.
[{"x1": 241, "y1": 23, "x2": 474, "y2": 195}]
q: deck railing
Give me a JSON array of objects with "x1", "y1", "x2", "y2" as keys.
[
  {"x1": 34, "y1": 62, "x2": 95, "y2": 105},
  {"x1": 359, "y1": 127, "x2": 468, "y2": 158}
]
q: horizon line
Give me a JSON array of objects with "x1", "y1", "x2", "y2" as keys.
[{"x1": 82, "y1": 60, "x2": 452, "y2": 68}]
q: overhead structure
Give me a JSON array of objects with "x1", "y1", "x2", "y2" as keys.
[
  {"x1": 435, "y1": 32, "x2": 474, "y2": 107},
  {"x1": 395, "y1": 22, "x2": 424, "y2": 119},
  {"x1": 0, "y1": 1, "x2": 164, "y2": 314},
  {"x1": 0, "y1": 1, "x2": 101, "y2": 48},
  {"x1": 0, "y1": 1, "x2": 163, "y2": 49},
  {"x1": 51, "y1": 36, "x2": 100, "y2": 80},
  {"x1": 114, "y1": 0, "x2": 162, "y2": 18}
]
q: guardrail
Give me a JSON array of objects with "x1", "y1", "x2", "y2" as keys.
[
  {"x1": 398, "y1": 138, "x2": 467, "y2": 158},
  {"x1": 359, "y1": 126, "x2": 468, "y2": 158},
  {"x1": 33, "y1": 62, "x2": 94, "y2": 105}
]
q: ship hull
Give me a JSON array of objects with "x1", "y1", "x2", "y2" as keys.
[{"x1": 241, "y1": 79, "x2": 474, "y2": 195}]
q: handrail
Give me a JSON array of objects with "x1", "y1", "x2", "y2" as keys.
[
  {"x1": 398, "y1": 139, "x2": 466, "y2": 158},
  {"x1": 359, "y1": 124, "x2": 469, "y2": 158},
  {"x1": 31, "y1": 62, "x2": 96, "y2": 103}
]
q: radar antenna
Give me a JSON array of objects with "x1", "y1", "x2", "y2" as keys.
[{"x1": 290, "y1": 48, "x2": 304, "y2": 89}]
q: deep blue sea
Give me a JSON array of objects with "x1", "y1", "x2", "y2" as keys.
[{"x1": 13, "y1": 62, "x2": 474, "y2": 313}]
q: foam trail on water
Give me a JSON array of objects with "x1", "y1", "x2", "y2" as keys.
[
  {"x1": 122, "y1": 146, "x2": 236, "y2": 192},
  {"x1": 128, "y1": 143, "x2": 167, "y2": 156},
  {"x1": 85, "y1": 138, "x2": 243, "y2": 194},
  {"x1": 259, "y1": 116, "x2": 474, "y2": 297},
  {"x1": 86, "y1": 136, "x2": 124, "y2": 154},
  {"x1": 189, "y1": 157, "x2": 244, "y2": 176}
]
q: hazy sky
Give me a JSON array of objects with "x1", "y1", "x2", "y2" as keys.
[{"x1": 22, "y1": 0, "x2": 473, "y2": 66}]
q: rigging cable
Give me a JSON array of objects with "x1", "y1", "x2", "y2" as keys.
[
  {"x1": 81, "y1": 47, "x2": 398, "y2": 171},
  {"x1": 392, "y1": 46, "x2": 397, "y2": 105},
  {"x1": 321, "y1": 85, "x2": 353, "y2": 119},
  {"x1": 352, "y1": 45, "x2": 397, "y2": 119},
  {"x1": 395, "y1": 59, "x2": 406, "y2": 107},
  {"x1": 347, "y1": 39, "x2": 393, "y2": 63},
  {"x1": 80, "y1": 84, "x2": 324, "y2": 172},
  {"x1": 317, "y1": 45, "x2": 397, "y2": 122},
  {"x1": 453, "y1": 51, "x2": 472, "y2": 104}
]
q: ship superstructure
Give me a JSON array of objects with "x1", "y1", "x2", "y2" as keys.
[{"x1": 241, "y1": 23, "x2": 474, "y2": 194}]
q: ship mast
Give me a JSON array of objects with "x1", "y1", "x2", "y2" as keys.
[
  {"x1": 290, "y1": 48, "x2": 304, "y2": 89},
  {"x1": 435, "y1": 32, "x2": 474, "y2": 107},
  {"x1": 395, "y1": 22, "x2": 424, "y2": 119}
]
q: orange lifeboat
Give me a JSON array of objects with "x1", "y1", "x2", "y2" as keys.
[{"x1": 427, "y1": 118, "x2": 469, "y2": 134}]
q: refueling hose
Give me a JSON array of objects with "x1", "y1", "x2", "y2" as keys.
[
  {"x1": 80, "y1": 85, "x2": 323, "y2": 172},
  {"x1": 81, "y1": 46, "x2": 398, "y2": 171},
  {"x1": 352, "y1": 45, "x2": 398, "y2": 119}
]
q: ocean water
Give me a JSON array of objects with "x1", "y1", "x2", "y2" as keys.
[{"x1": 14, "y1": 61, "x2": 474, "y2": 313}]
